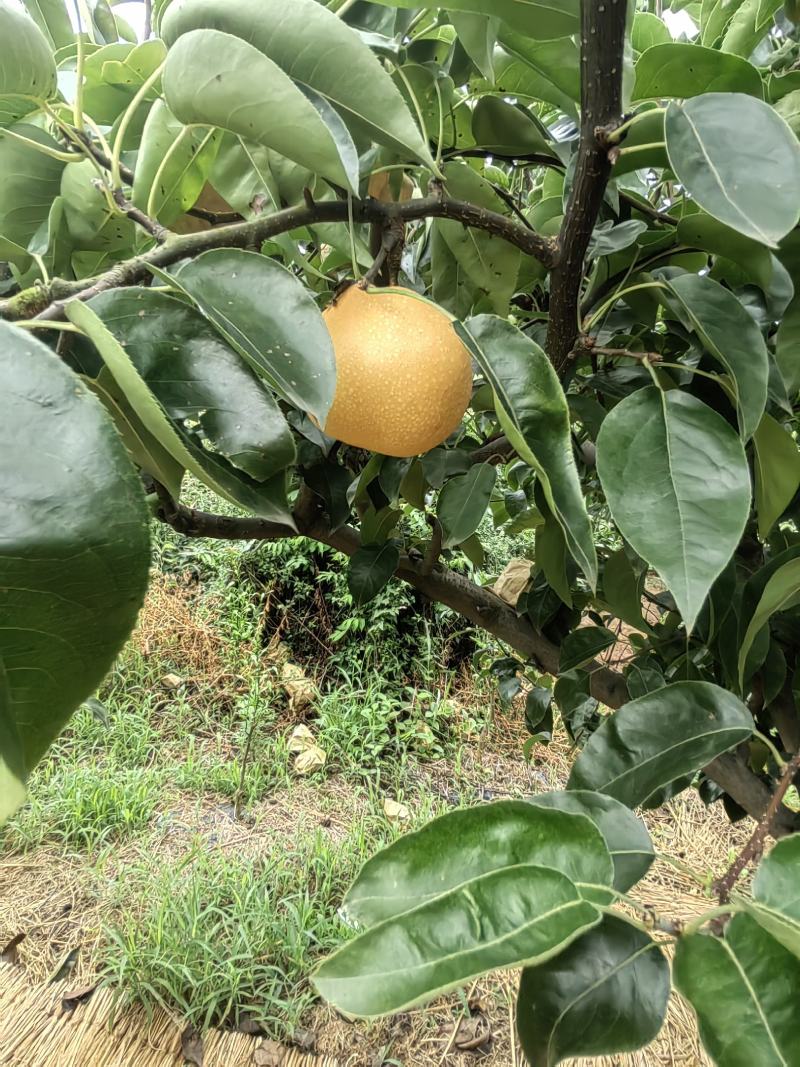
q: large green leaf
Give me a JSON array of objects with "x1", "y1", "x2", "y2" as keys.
[
  {"x1": 633, "y1": 43, "x2": 762, "y2": 100},
  {"x1": 314, "y1": 863, "x2": 599, "y2": 1017},
  {"x1": 21, "y1": 0, "x2": 73, "y2": 51},
  {"x1": 82, "y1": 288, "x2": 296, "y2": 481},
  {"x1": 471, "y1": 95, "x2": 554, "y2": 157},
  {"x1": 677, "y1": 211, "x2": 775, "y2": 294},
  {"x1": 0, "y1": 124, "x2": 65, "y2": 246},
  {"x1": 349, "y1": 0, "x2": 578, "y2": 38},
  {"x1": 0, "y1": 1, "x2": 57, "y2": 126},
  {"x1": 449, "y1": 11, "x2": 497, "y2": 81},
  {"x1": 493, "y1": 30, "x2": 580, "y2": 115},
  {"x1": 459, "y1": 316, "x2": 597, "y2": 588},
  {"x1": 738, "y1": 558, "x2": 800, "y2": 689},
  {"x1": 528, "y1": 790, "x2": 654, "y2": 892},
  {"x1": 720, "y1": 0, "x2": 783, "y2": 57},
  {"x1": 160, "y1": 0, "x2": 435, "y2": 168},
  {"x1": 65, "y1": 300, "x2": 293, "y2": 525},
  {"x1": 665, "y1": 94, "x2": 800, "y2": 247},
  {"x1": 0, "y1": 323, "x2": 150, "y2": 823},
  {"x1": 61, "y1": 158, "x2": 135, "y2": 253},
  {"x1": 747, "y1": 836, "x2": 800, "y2": 960},
  {"x1": 437, "y1": 463, "x2": 496, "y2": 547},
  {"x1": 517, "y1": 915, "x2": 670, "y2": 1067},
  {"x1": 344, "y1": 801, "x2": 614, "y2": 928},
  {"x1": 132, "y1": 99, "x2": 220, "y2": 225},
  {"x1": 162, "y1": 30, "x2": 358, "y2": 194},
  {"x1": 776, "y1": 299, "x2": 800, "y2": 396},
  {"x1": 753, "y1": 415, "x2": 800, "y2": 539},
  {"x1": 347, "y1": 542, "x2": 399, "y2": 607},
  {"x1": 602, "y1": 547, "x2": 649, "y2": 632},
  {"x1": 674, "y1": 915, "x2": 800, "y2": 1066},
  {"x1": 631, "y1": 11, "x2": 671, "y2": 51},
  {"x1": 596, "y1": 387, "x2": 750, "y2": 632},
  {"x1": 665, "y1": 273, "x2": 767, "y2": 441},
  {"x1": 568, "y1": 681, "x2": 753, "y2": 807},
  {"x1": 559, "y1": 626, "x2": 616, "y2": 673},
  {"x1": 162, "y1": 249, "x2": 336, "y2": 425}
]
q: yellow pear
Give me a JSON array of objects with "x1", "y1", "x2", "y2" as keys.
[{"x1": 322, "y1": 285, "x2": 473, "y2": 457}]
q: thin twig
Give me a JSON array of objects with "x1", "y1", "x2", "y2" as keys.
[
  {"x1": 111, "y1": 188, "x2": 170, "y2": 243},
  {"x1": 592, "y1": 345, "x2": 663, "y2": 363},
  {"x1": 714, "y1": 750, "x2": 800, "y2": 903}
]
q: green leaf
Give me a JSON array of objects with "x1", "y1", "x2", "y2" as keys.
[
  {"x1": 162, "y1": 249, "x2": 336, "y2": 425},
  {"x1": 559, "y1": 627, "x2": 616, "y2": 673},
  {"x1": 631, "y1": 11, "x2": 672, "y2": 51},
  {"x1": 528, "y1": 790, "x2": 654, "y2": 892},
  {"x1": 674, "y1": 915, "x2": 800, "y2": 1066},
  {"x1": 0, "y1": 323, "x2": 150, "y2": 822},
  {"x1": 471, "y1": 96, "x2": 553, "y2": 157},
  {"x1": 347, "y1": 543, "x2": 399, "y2": 607},
  {"x1": 0, "y1": 124, "x2": 65, "y2": 246},
  {"x1": 776, "y1": 299, "x2": 800, "y2": 396},
  {"x1": 568, "y1": 681, "x2": 754, "y2": 808},
  {"x1": 449, "y1": 12, "x2": 497, "y2": 81},
  {"x1": 437, "y1": 463, "x2": 496, "y2": 548},
  {"x1": 65, "y1": 299, "x2": 293, "y2": 525},
  {"x1": 677, "y1": 211, "x2": 775, "y2": 294},
  {"x1": 554, "y1": 670, "x2": 600, "y2": 748},
  {"x1": 665, "y1": 273, "x2": 768, "y2": 441},
  {"x1": 602, "y1": 547, "x2": 648, "y2": 632},
  {"x1": 0, "y1": 2, "x2": 57, "y2": 126},
  {"x1": 21, "y1": 0, "x2": 73, "y2": 51},
  {"x1": 343, "y1": 800, "x2": 614, "y2": 928},
  {"x1": 633, "y1": 43, "x2": 762, "y2": 100},
  {"x1": 61, "y1": 158, "x2": 135, "y2": 253},
  {"x1": 535, "y1": 511, "x2": 571, "y2": 607},
  {"x1": 720, "y1": 0, "x2": 783, "y2": 57},
  {"x1": 596, "y1": 387, "x2": 750, "y2": 632},
  {"x1": 161, "y1": 0, "x2": 435, "y2": 170},
  {"x1": 492, "y1": 31, "x2": 580, "y2": 116},
  {"x1": 313, "y1": 863, "x2": 599, "y2": 1018},
  {"x1": 517, "y1": 914, "x2": 669, "y2": 1067},
  {"x1": 746, "y1": 836, "x2": 800, "y2": 959},
  {"x1": 83, "y1": 288, "x2": 296, "y2": 481},
  {"x1": 753, "y1": 415, "x2": 800, "y2": 539},
  {"x1": 738, "y1": 558, "x2": 800, "y2": 689},
  {"x1": 132, "y1": 99, "x2": 220, "y2": 226},
  {"x1": 665, "y1": 94, "x2": 800, "y2": 247},
  {"x1": 459, "y1": 316, "x2": 597, "y2": 588},
  {"x1": 354, "y1": 0, "x2": 579, "y2": 38},
  {"x1": 162, "y1": 30, "x2": 358, "y2": 194}
]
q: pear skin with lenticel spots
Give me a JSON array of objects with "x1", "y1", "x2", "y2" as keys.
[{"x1": 322, "y1": 285, "x2": 473, "y2": 458}]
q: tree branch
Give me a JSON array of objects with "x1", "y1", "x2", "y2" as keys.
[
  {"x1": 111, "y1": 188, "x2": 170, "y2": 244},
  {"x1": 545, "y1": 0, "x2": 628, "y2": 376},
  {"x1": 1, "y1": 191, "x2": 558, "y2": 322}
]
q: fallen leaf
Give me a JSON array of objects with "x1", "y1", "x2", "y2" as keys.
[
  {"x1": 62, "y1": 984, "x2": 96, "y2": 1012},
  {"x1": 161, "y1": 672, "x2": 185, "y2": 690},
  {"x1": 0, "y1": 932, "x2": 25, "y2": 964},
  {"x1": 492, "y1": 558, "x2": 532, "y2": 606},
  {"x1": 253, "y1": 1040, "x2": 284, "y2": 1066},
  {"x1": 288, "y1": 724, "x2": 326, "y2": 774},
  {"x1": 181, "y1": 1025, "x2": 204, "y2": 1066},
  {"x1": 281, "y1": 662, "x2": 316, "y2": 710},
  {"x1": 383, "y1": 797, "x2": 410, "y2": 825},
  {"x1": 48, "y1": 947, "x2": 79, "y2": 983},
  {"x1": 290, "y1": 1026, "x2": 316, "y2": 1052},
  {"x1": 454, "y1": 1013, "x2": 492, "y2": 1051}
]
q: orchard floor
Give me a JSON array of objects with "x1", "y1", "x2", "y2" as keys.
[{"x1": 1, "y1": 558, "x2": 752, "y2": 1066}]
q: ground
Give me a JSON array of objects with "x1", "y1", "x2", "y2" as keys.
[{"x1": 0, "y1": 508, "x2": 753, "y2": 1066}]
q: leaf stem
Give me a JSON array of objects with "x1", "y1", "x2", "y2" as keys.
[
  {"x1": 606, "y1": 108, "x2": 666, "y2": 145},
  {"x1": 583, "y1": 281, "x2": 666, "y2": 331},
  {"x1": 616, "y1": 141, "x2": 666, "y2": 157},
  {"x1": 72, "y1": 3, "x2": 86, "y2": 132},
  {"x1": 0, "y1": 126, "x2": 81, "y2": 163},
  {"x1": 111, "y1": 60, "x2": 166, "y2": 189},
  {"x1": 753, "y1": 728, "x2": 787, "y2": 770}
]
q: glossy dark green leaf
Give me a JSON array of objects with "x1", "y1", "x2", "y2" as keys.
[
  {"x1": 596, "y1": 387, "x2": 750, "y2": 632},
  {"x1": 449, "y1": 12, "x2": 497, "y2": 81},
  {"x1": 738, "y1": 558, "x2": 800, "y2": 689},
  {"x1": 83, "y1": 288, "x2": 296, "y2": 481},
  {"x1": 0, "y1": 124, "x2": 65, "y2": 246},
  {"x1": 314, "y1": 863, "x2": 599, "y2": 1017},
  {"x1": 164, "y1": 249, "x2": 336, "y2": 425},
  {"x1": 347, "y1": 543, "x2": 399, "y2": 607},
  {"x1": 0, "y1": 2, "x2": 57, "y2": 126},
  {"x1": 776, "y1": 299, "x2": 800, "y2": 396},
  {"x1": 524, "y1": 687, "x2": 552, "y2": 734},
  {"x1": 517, "y1": 914, "x2": 669, "y2": 1067},
  {"x1": 633, "y1": 43, "x2": 762, "y2": 100},
  {"x1": 65, "y1": 300, "x2": 293, "y2": 525},
  {"x1": 437, "y1": 463, "x2": 496, "y2": 548},
  {"x1": 21, "y1": 0, "x2": 73, "y2": 51},
  {"x1": 161, "y1": 0, "x2": 435, "y2": 169},
  {"x1": 602, "y1": 547, "x2": 648, "y2": 632},
  {"x1": 163, "y1": 30, "x2": 358, "y2": 194},
  {"x1": 553, "y1": 670, "x2": 600, "y2": 748},
  {"x1": 677, "y1": 211, "x2": 774, "y2": 293},
  {"x1": 753, "y1": 415, "x2": 800, "y2": 539},
  {"x1": 131, "y1": 99, "x2": 220, "y2": 226},
  {"x1": 535, "y1": 511, "x2": 571, "y2": 607},
  {"x1": 459, "y1": 316, "x2": 597, "y2": 588},
  {"x1": 559, "y1": 627, "x2": 616, "y2": 673},
  {"x1": 747, "y1": 835, "x2": 800, "y2": 959},
  {"x1": 357, "y1": 0, "x2": 578, "y2": 38},
  {"x1": 626, "y1": 661, "x2": 665, "y2": 699},
  {"x1": 471, "y1": 96, "x2": 553, "y2": 157},
  {"x1": 568, "y1": 681, "x2": 753, "y2": 807},
  {"x1": 665, "y1": 94, "x2": 800, "y2": 247},
  {"x1": 665, "y1": 273, "x2": 768, "y2": 441},
  {"x1": 493, "y1": 31, "x2": 580, "y2": 116},
  {"x1": 344, "y1": 800, "x2": 613, "y2": 928},
  {"x1": 0, "y1": 323, "x2": 150, "y2": 823},
  {"x1": 674, "y1": 915, "x2": 800, "y2": 1066},
  {"x1": 589, "y1": 220, "x2": 647, "y2": 257},
  {"x1": 528, "y1": 790, "x2": 654, "y2": 892}
]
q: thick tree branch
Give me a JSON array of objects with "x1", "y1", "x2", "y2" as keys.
[
  {"x1": 152, "y1": 494, "x2": 799, "y2": 836},
  {"x1": 546, "y1": 0, "x2": 628, "y2": 376},
  {"x1": 1, "y1": 192, "x2": 557, "y2": 322}
]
